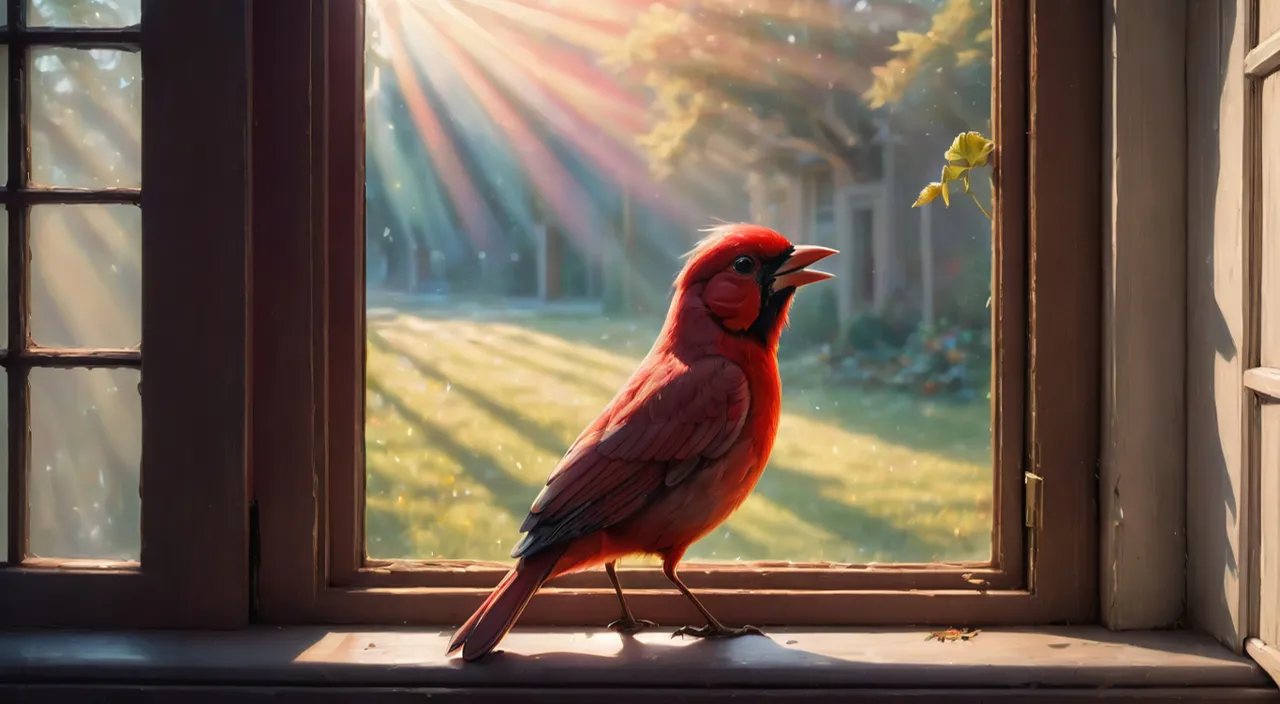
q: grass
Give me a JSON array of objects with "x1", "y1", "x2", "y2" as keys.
[{"x1": 364, "y1": 304, "x2": 993, "y2": 565}]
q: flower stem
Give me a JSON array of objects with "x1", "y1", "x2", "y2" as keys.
[{"x1": 969, "y1": 191, "x2": 991, "y2": 220}]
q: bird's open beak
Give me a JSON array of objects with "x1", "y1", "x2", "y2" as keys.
[{"x1": 773, "y1": 245, "x2": 838, "y2": 290}]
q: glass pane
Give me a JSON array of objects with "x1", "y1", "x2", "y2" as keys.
[
  {"x1": 28, "y1": 0, "x2": 141, "y2": 28},
  {"x1": 30, "y1": 48, "x2": 142, "y2": 188},
  {"x1": 0, "y1": 211, "x2": 6, "y2": 559},
  {"x1": 28, "y1": 367, "x2": 140, "y2": 560},
  {"x1": 363, "y1": 0, "x2": 995, "y2": 564},
  {"x1": 0, "y1": 206, "x2": 7, "y2": 352},
  {"x1": 30, "y1": 204, "x2": 141, "y2": 349},
  {"x1": 0, "y1": 372, "x2": 7, "y2": 561},
  {"x1": 0, "y1": 48, "x2": 8, "y2": 177}
]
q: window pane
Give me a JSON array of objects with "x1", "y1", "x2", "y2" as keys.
[
  {"x1": 0, "y1": 372, "x2": 7, "y2": 560},
  {"x1": 364, "y1": 0, "x2": 995, "y2": 564},
  {"x1": 30, "y1": 48, "x2": 141, "y2": 189},
  {"x1": 30, "y1": 204, "x2": 141, "y2": 349},
  {"x1": 0, "y1": 48, "x2": 8, "y2": 173},
  {"x1": 0, "y1": 211, "x2": 6, "y2": 558},
  {"x1": 28, "y1": 367, "x2": 140, "y2": 560},
  {"x1": 27, "y1": 0, "x2": 141, "y2": 28},
  {"x1": 0, "y1": 206, "x2": 7, "y2": 351}
]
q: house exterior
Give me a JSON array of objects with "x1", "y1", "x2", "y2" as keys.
[{"x1": 746, "y1": 121, "x2": 992, "y2": 329}]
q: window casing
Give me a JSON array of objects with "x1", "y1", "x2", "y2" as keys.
[{"x1": 253, "y1": 0, "x2": 1101, "y2": 627}]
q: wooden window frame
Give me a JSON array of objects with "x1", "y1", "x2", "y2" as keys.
[
  {"x1": 254, "y1": 0, "x2": 1101, "y2": 627},
  {"x1": 0, "y1": 0, "x2": 250, "y2": 629}
]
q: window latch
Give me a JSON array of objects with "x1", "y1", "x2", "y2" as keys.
[
  {"x1": 1024, "y1": 471, "x2": 1044, "y2": 531},
  {"x1": 1024, "y1": 471, "x2": 1044, "y2": 590}
]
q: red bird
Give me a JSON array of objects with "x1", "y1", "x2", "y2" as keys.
[{"x1": 447, "y1": 224, "x2": 837, "y2": 661}]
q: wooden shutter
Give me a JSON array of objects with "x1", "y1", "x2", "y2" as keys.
[{"x1": 1244, "y1": 0, "x2": 1280, "y2": 686}]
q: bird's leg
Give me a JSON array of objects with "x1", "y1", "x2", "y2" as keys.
[
  {"x1": 605, "y1": 561, "x2": 656, "y2": 634},
  {"x1": 662, "y1": 556, "x2": 765, "y2": 640}
]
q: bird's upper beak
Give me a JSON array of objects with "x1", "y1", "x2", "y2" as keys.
[{"x1": 772, "y1": 245, "x2": 838, "y2": 290}]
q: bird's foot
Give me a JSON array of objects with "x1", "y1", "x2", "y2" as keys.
[
  {"x1": 671, "y1": 624, "x2": 765, "y2": 639},
  {"x1": 608, "y1": 617, "x2": 657, "y2": 635}
]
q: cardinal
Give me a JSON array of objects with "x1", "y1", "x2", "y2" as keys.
[{"x1": 447, "y1": 223, "x2": 837, "y2": 661}]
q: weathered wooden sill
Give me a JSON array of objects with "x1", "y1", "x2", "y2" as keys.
[{"x1": 0, "y1": 627, "x2": 1276, "y2": 702}]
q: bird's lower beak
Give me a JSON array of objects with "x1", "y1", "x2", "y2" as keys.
[{"x1": 773, "y1": 245, "x2": 838, "y2": 290}]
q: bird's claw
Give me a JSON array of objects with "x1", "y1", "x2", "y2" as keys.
[
  {"x1": 671, "y1": 624, "x2": 766, "y2": 640},
  {"x1": 608, "y1": 617, "x2": 657, "y2": 634}
]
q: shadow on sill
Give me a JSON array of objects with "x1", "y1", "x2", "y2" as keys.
[{"x1": 0, "y1": 626, "x2": 1275, "y2": 693}]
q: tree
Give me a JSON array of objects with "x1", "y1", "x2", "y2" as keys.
[
  {"x1": 606, "y1": 0, "x2": 931, "y2": 179},
  {"x1": 863, "y1": 0, "x2": 992, "y2": 132}
]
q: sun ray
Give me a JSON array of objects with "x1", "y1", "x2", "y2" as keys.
[
  {"x1": 401, "y1": 3, "x2": 608, "y2": 256},
  {"x1": 427, "y1": 7, "x2": 707, "y2": 228},
  {"x1": 380, "y1": 0, "x2": 501, "y2": 250}
]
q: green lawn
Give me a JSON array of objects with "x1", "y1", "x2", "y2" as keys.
[{"x1": 364, "y1": 306, "x2": 993, "y2": 565}]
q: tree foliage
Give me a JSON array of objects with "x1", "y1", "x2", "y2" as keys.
[
  {"x1": 863, "y1": 0, "x2": 992, "y2": 130},
  {"x1": 609, "y1": 0, "x2": 994, "y2": 179},
  {"x1": 606, "y1": 0, "x2": 926, "y2": 178}
]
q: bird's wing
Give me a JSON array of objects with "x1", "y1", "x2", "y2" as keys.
[{"x1": 510, "y1": 356, "x2": 751, "y2": 559}]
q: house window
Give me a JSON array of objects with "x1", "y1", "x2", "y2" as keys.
[
  {"x1": 851, "y1": 206, "x2": 875, "y2": 306},
  {"x1": 0, "y1": 1, "x2": 251, "y2": 628},
  {"x1": 0, "y1": 0, "x2": 145, "y2": 566},
  {"x1": 255, "y1": 0, "x2": 1100, "y2": 629},
  {"x1": 809, "y1": 167, "x2": 837, "y2": 249},
  {"x1": 863, "y1": 142, "x2": 886, "y2": 182},
  {"x1": 813, "y1": 168, "x2": 835, "y2": 227}
]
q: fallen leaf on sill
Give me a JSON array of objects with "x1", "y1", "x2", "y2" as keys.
[
  {"x1": 960, "y1": 572, "x2": 987, "y2": 587},
  {"x1": 926, "y1": 627, "x2": 982, "y2": 643},
  {"x1": 960, "y1": 572, "x2": 989, "y2": 593}
]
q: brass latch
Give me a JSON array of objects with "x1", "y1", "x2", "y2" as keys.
[
  {"x1": 1024, "y1": 471, "x2": 1044, "y2": 591},
  {"x1": 1024, "y1": 471, "x2": 1044, "y2": 530}
]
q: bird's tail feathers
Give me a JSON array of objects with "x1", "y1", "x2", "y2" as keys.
[{"x1": 447, "y1": 543, "x2": 566, "y2": 661}]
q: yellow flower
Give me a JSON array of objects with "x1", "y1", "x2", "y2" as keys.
[
  {"x1": 912, "y1": 183, "x2": 944, "y2": 208},
  {"x1": 945, "y1": 131, "x2": 995, "y2": 167}
]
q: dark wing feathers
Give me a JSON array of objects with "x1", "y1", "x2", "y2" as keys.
[
  {"x1": 510, "y1": 357, "x2": 750, "y2": 559},
  {"x1": 663, "y1": 455, "x2": 703, "y2": 487}
]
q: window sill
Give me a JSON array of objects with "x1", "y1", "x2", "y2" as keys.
[{"x1": 0, "y1": 626, "x2": 1276, "y2": 702}]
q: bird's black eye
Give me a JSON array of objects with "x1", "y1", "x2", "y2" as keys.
[{"x1": 732, "y1": 256, "x2": 755, "y2": 275}]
